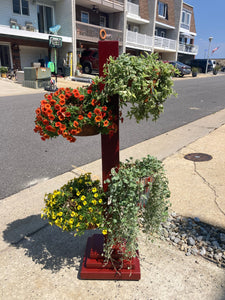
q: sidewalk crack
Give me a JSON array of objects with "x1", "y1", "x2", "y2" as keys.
[{"x1": 193, "y1": 162, "x2": 225, "y2": 217}]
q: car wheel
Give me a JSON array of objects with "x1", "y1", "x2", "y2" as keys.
[{"x1": 83, "y1": 63, "x2": 92, "y2": 74}]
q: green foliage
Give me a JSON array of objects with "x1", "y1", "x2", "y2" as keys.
[
  {"x1": 0, "y1": 66, "x2": 8, "y2": 73},
  {"x1": 103, "y1": 155, "x2": 171, "y2": 263},
  {"x1": 101, "y1": 52, "x2": 176, "y2": 122}
]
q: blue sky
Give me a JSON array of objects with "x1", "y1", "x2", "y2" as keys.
[{"x1": 185, "y1": 0, "x2": 225, "y2": 58}]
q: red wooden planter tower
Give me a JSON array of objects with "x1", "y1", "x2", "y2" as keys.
[{"x1": 80, "y1": 41, "x2": 141, "y2": 280}]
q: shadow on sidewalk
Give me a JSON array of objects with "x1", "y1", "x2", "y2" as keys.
[{"x1": 3, "y1": 214, "x2": 97, "y2": 273}]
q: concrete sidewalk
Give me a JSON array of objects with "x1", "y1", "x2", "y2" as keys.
[{"x1": 0, "y1": 76, "x2": 225, "y2": 299}]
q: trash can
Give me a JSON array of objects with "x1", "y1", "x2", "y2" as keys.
[{"x1": 63, "y1": 66, "x2": 70, "y2": 77}]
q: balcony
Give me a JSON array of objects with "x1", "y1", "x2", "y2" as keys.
[
  {"x1": 154, "y1": 36, "x2": 176, "y2": 52},
  {"x1": 126, "y1": 30, "x2": 153, "y2": 51},
  {"x1": 0, "y1": 25, "x2": 71, "y2": 43},
  {"x1": 76, "y1": 0, "x2": 124, "y2": 12},
  {"x1": 179, "y1": 43, "x2": 199, "y2": 55},
  {"x1": 76, "y1": 21, "x2": 123, "y2": 45},
  {"x1": 127, "y1": 1, "x2": 149, "y2": 24}
]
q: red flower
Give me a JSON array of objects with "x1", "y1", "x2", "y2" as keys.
[
  {"x1": 54, "y1": 104, "x2": 61, "y2": 111},
  {"x1": 87, "y1": 90, "x2": 92, "y2": 95},
  {"x1": 73, "y1": 121, "x2": 79, "y2": 127},
  {"x1": 50, "y1": 99, "x2": 56, "y2": 106},
  {"x1": 87, "y1": 112, "x2": 92, "y2": 119},
  {"x1": 78, "y1": 115, "x2": 83, "y2": 120},
  {"x1": 49, "y1": 115, "x2": 55, "y2": 121},
  {"x1": 55, "y1": 122, "x2": 61, "y2": 127},
  {"x1": 42, "y1": 119, "x2": 49, "y2": 126},
  {"x1": 91, "y1": 99, "x2": 96, "y2": 106},
  {"x1": 102, "y1": 106, "x2": 107, "y2": 111},
  {"x1": 79, "y1": 95, "x2": 84, "y2": 101},
  {"x1": 65, "y1": 112, "x2": 71, "y2": 118},
  {"x1": 36, "y1": 108, "x2": 41, "y2": 115},
  {"x1": 41, "y1": 100, "x2": 48, "y2": 106}
]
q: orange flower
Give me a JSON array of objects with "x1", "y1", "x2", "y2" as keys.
[
  {"x1": 76, "y1": 128, "x2": 82, "y2": 134},
  {"x1": 36, "y1": 115, "x2": 43, "y2": 122},
  {"x1": 78, "y1": 115, "x2": 83, "y2": 120},
  {"x1": 91, "y1": 99, "x2": 96, "y2": 106},
  {"x1": 35, "y1": 108, "x2": 41, "y2": 115},
  {"x1": 59, "y1": 94, "x2": 65, "y2": 100},
  {"x1": 94, "y1": 108, "x2": 101, "y2": 115},
  {"x1": 59, "y1": 99, "x2": 66, "y2": 106},
  {"x1": 73, "y1": 121, "x2": 79, "y2": 127},
  {"x1": 95, "y1": 116, "x2": 102, "y2": 123},
  {"x1": 54, "y1": 90, "x2": 59, "y2": 96},
  {"x1": 41, "y1": 100, "x2": 48, "y2": 105},
  {"x1": 87, "y1": 90, "x2": 92, "y2": 94},
  {"x1": 102, "y1": 106, "x2": 107, "y2": 111},
  {"x1": 87, "y1": 112, "x2": 92, "y2": 119},
  {"x1": 55, "y1": 122, "x2": 61, "y2": 127},
  {"x1": 103, "y1": 120, "x2": 109, "y2": 127},
  {"x1": 58, "y1": 115, "x2": 65, "y2": 121},
  {"x1": 47, "y1": 109, "x2": 53, "y2": 115},
  {"x1": 60, "y1": 124, "x2": 66, "y2": 131}
]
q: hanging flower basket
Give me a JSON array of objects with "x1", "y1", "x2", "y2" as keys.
[
  {"x1": 34, "y1": 80, "x2": 118, "y2": 143},
  {"x1": 75, "y1": 124, "x2": 99, "y2": 136}
]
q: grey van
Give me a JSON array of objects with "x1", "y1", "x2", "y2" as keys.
[{"x1": 188, "y1": 59, "x2": 213, "y2": 73}]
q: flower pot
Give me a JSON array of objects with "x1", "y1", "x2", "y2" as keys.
[
  {"x1": 76, "y1": 124, "x2": 99, "y2": 136},
  {"x1": 1, "y1": 73, "x2": 7, "y2": 78},
  {"x1": 192, "y1": 72, "x2": 197, "y2": 77}
]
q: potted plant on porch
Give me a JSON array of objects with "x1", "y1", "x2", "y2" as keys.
[{"x1": 0, "y1": 66, "x2": 8, "y2": 78}]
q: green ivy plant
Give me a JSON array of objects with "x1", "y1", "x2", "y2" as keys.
[
  {"x1": 103, "y1": 155, "x2": 171, "y2": 267},
  {"x1": 101, "y1": 52, "x2": 177, "y2": 122}
]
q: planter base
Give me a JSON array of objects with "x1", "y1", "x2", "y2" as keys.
[{"x1": 80, "y1": 234, "x2": 141, "y2": 280}]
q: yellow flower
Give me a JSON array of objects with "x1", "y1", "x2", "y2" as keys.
[
  {"x1": 92, "y1": 200, "x2": 97, "y2": 205},
  {"x1": 81, "y1": 195, "x2": 86, "y2": 201},
  {"x1": 92, "y1": 187, "x2": 97, "y2": 193},
  {"x1": 79, "y1": 215, "x2": 83, "y2": 220},
  {"x1": 93, "y1": 217, "x2": 97, "y2": 222},
  {"x1": 76, "y1": 191, "x2": 81, "y2": 196},
  {"x1": 98, "y1": 199, "x2": 103, "y2": 204},
  {"x1": 71, "y1": 211, "x2": 78, "y2": 217},
  {"x1": 79, "y1": 179, "x2": 83, "y2": 183},
  {"x1": 83, "y1": 201, "x2": 87, "y2": 206},
  {"x1": 68, "y1": 218, "x2": 74, "y2": 225},
  {"x1": 94, "y1": 193, "x2": 98, "y2": 198},
  {"x1": 89, "y1": 207, "x2": 93, "y2": 213},
  {"x1": 76, "y1": 222, "x2": 80, "y2": 227},
  {"x1": 77, "y1": 205, "x2": 82, "y2": 210},
  {"x1": 70, "y1": 187, "x2": 73, "y2": 191},
  {"x1": 57, "y1": 212, "x2": 63, "y2": 216},
  {"x1": 102, "y1": 229, "x2": 107, "y2": 235}
]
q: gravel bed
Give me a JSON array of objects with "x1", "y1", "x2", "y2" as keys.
[{"x1": 160, "y1": 212, "x2": 225, "y2": 267}]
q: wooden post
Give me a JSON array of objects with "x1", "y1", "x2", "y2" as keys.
[{"x1": 98, "y1": 41, "x2": 119, "y2": 191}]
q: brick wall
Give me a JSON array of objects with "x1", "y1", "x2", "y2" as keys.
[
  {"x1": 139, "y1": 0, "x2": 150, "y2": 20},
  {"x1": 156, "y1": 0, "x2": 175, "y2": 27}
]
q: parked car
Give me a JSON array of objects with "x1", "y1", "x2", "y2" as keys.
[
  {"x1": 187, "y1": 59, "x2": 213, "y2": 73},
  {"x1": 168, "y1": 61, "x2": 191, "y2": 77},
  {"x1": 80, "y1": 49, "x2": 99, "y2": 74}
]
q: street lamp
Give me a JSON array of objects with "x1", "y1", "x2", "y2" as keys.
[{"x1": 205, "y1": 36, "x2": 213, "y2": 73}]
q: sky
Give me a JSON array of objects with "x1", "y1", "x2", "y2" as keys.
[{"x1": 185, "y1": 0, "x2": 225, "y2": 59}]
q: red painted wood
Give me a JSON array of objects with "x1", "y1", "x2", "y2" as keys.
[
  {"x1": 80, "y1": 234, "x2": 141, "y2": 280},
  {"x1": 98, "y1": 41, "x2": 120, "y2": 191}
]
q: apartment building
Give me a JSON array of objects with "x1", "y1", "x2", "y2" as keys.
[{"x1": 0, "y1": 0, "x2": 198, "y2": 75}]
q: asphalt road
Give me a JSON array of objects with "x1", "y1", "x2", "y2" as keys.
[{"x1": 1, "y1": 75, "x2": 225, "y2": 200}]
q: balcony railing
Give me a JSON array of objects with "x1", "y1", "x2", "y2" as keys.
[
  {"x1": 76, "y1": 21, "x2": 123, "y2": 45},
  {"x1": 179, "y1": 43, "x2": 199, "y2": 55},
  {"x1": 154, "y1": 36, "x2": 176, "y2": 51},
  {"x1": 127, "y1": 1, "x2": 139, "y2": 15},
  {"x1": 89, "y1": 0, "x2": 124, "y2": 11},
  {"x1": 126, "y1": 30, "x2": 153, "y2": 51}
]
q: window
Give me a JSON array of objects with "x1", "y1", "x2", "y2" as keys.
[
  {"x1": 37, "y1": 5, "x2": 53, "y2": 33},
  {"x1": 100, "y1": 16, "x2": 106, "y2": 27},
  {"x1": 13, "y1": 0, "x2": 29, "y2": 15},
  {"x1": 181, "y1": 10, "x2": 191, "y2": 28},
  {"x1": 133, "y1": 26, "x2": 139, "y2": 32},
  {"x1": 158, "y1": 1, "x2": 168, "y2": 19},
  {"x1": 161, "y1": 31, "x2": 166, "y2": 38},
  {"x1": 81, "y1": 11, "x2": 89, "y2": 24}
]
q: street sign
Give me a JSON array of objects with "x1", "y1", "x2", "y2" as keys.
[{"x1": 49, "y1": 35, "x2": 62, "y2": 48}]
